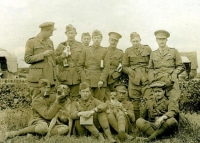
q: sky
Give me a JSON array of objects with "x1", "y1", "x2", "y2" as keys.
[{"x1": 0, "y1": 0, "x2": 200, "y2": 71}]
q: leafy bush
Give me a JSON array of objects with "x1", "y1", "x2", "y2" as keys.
[
  {"x1": 179, "y1": 79, "x2": 200, "y2": 113},
  {"x1": 0, "y1": 83, "x2": 31, "y2": 110}
]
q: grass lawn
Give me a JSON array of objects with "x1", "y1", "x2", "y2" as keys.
[{"x1": 0, "y1": 107, "x2": 199, "y2": 143}]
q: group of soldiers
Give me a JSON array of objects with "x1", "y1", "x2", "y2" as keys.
[{"x1": 4, "y1": 22, "x2": 184, "y2": 142}]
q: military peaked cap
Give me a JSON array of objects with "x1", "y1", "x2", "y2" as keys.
[
  {"x1": 108, "y1": 32, "x2": 122, "y2": 40},
  {"x1": 154, "y1": 30, "x2": 170, "y2": 38},
  {"x1": 150, "y1": 81, "x2": 166, "y2": 88},
  {"x1": 39, "y1": 22, "x2": 56, "y2": 30}
]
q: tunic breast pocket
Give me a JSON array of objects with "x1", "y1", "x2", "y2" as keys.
[
  {"x1": 73, "y1": 49, "x2": 82, "y2": 60},
  {"x1": 111, "y1": 56, "x2": 120, "y2": 66},
  {"x1": 33, "y1": 46, "x2": 44, "y2": 55},
  {"x1": 166, "y1": 55, "x2": 175, "y2": 64},
  {"x1": 128, "y1": 54, "x2": 137, "y2": 62},
  {"x1": 141, "y1": 52, "x2": 150, "y2": 62}
]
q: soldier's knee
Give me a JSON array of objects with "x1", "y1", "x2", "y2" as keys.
[
  {"x1": 166, "y1": 118, "x2": 178, "y2": 126},
  {"x1": 35, "y1": 122, "x2": 48, "y2": 135},
  {"x1": 136, "y1": 118, "x2": 146, "y2": 129},
  {"x1": 57, "y1": 125, "x2": 69, "y2": 135}
]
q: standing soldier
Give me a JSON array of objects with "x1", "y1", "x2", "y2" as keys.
[
  {"x1": 24, "y1": 22, "x2": 56, "y2": 99},
  {"x1": 122, "y1": 32, "x2": 152, "y2": 120},
  {"x1": 77, "y1": 30, "x2": 109, "y2": 101},
  {"x1": 148, "y1": 30, "x2": 184, "y2": 101},
  {"x1": 81, "y1": 32, "x2": 91, "y2": 47},
  {"x1": 55, "y1": 24, "x2": 84, "y2": 100},
  {"x1": 106, "y1": 32, "x2": 124, "y2": 101}
]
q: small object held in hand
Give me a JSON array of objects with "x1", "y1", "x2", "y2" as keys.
[
  {"x1": 117, "y1": 63, "x2": 122, "y2": 72},
  {"x1": 80, "y1": 115, "x2": 93, "y2": 125}
]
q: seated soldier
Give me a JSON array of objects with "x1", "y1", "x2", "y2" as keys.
[
  {"x1": 136, "y1": 81, "x2": 179, "y2": 142},
  {"x1": 106, "y1": 83, "x2": 135, "y2": 142},
  {"x1": 70, "y1": 82, "x2": 116, "y2": 143},
  {"x1": 4, "y1": 79, "x2": 69, "y2": 140}
]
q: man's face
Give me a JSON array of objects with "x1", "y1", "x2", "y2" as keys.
[
  {"x1": 66, "y1": 30, "x2": 77, "y2": 41},
  {"x1": 131, "y1": 37, "x2": 141, "y2": 48},
  {"x1": 79, "y1": 87, "x2": 91, "y2": 101},
  {"x1": 43, "y1": 30, "x2": 54, "y2": 39},
  {"x1": 40, "y1": 85, "x2": 51, "y2": 96},
  {"x1": 81, "y1": 36, "x2": 91, "y2": 46},
  {"x1": 156, "y1": 38, "x2": 167, "y2": 48},
  {"x1": 92, "y1": 35, "x2": 102, "y2": 47},
  {"x1": 116, "y1": 90, "x2": 128, "y2": 102},
  {"x1": 109, "y1": 38, "x2": 119, "y2": 48},
  {"x1": 153, "y1": 87, "x2": 165, "y2": 100}
]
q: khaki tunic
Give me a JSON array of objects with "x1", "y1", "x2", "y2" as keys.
[
  {"x1": 141, "y1": 97, "x2": 179, "y2": 122},
  {"x1": 121, "y1": 100, "x2": 135, "y2": 123},
  {"x1": 148, "y1": 47, "x2": 183, "y2": 84},
  {"x1": 24, "y1": 34, "x2": 56, "y2": 87},
  {"x1": 56, "y1": 40, "x2": 84, "y2": 85},
  {"x1": 107, "y1": 47, "x2": 124, "y2": 85},
  {"x1": 70, "y1": 97, "x2": 108, "y2": 119},
  {"x1": 122, "y1": 45, "x2": 152, "y2": 100},
  {"x1": 77, "y1": 46, "x2": 109, "y2": 87},
  {"x1": 30, "y1": 94, "x2": 61, "y2": 124}
]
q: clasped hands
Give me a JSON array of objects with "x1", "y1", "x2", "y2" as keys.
[
  {"x1": 78, "y1": 108, "x2": 98, "y2": 119},
  {"x1": 155, "y1": 115, "x2": 168, "y2": 127}
]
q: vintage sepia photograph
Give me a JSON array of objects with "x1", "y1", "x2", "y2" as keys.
[{"x1": 0, "y1": 0, "x2": 200, "y2": 142}]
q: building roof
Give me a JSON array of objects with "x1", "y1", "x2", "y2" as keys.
[{"x1": 0, "y1": 48, "x2": 17, "y2": 73}]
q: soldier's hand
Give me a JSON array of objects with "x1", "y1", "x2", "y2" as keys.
[
  {"x1": 98, "y1": 81, "x2": 103, "y2": 89},
  {"x1": 43, "y1": 50, "x2": 54, "y2": 57},
  {"x1": 155, "y1": 115, "x2": 167, "y2": 127},
  {"x1": 128, "y1": 69, "x2": 135, "y2": 77},
  {"x1": 61, "y1": 52, "x2": 67, "y2": 59},
  {"x1": 117, "y1": 63, "x2": 122, "y2": 72},
  {"x1": 56, "y1": 93, "x2": 66, "y2": 104}
]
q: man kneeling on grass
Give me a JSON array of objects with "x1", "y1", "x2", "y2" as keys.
[
  {"x1": 4, "y1": 79, "x2": 69, "y2": 140},
  {"x1": 70, "y1": 82, "x2": 116, "y2": 142},
  {"x1": 136, "y1": 81, "x2": 179, "y2": 142}
]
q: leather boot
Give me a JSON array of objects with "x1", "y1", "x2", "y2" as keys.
[
  {"x1": 103, "y1": 128, "x2": 116, "y2": 143},
  {"x1": 148, "y1": 122, "x2": 169, "y2": 141},
  {"x1": 117, "y1": 130, "x2": 127, "y2": 142},
  {"x1": 97, "y1": 133, "x2": 105, "y2": 142}
]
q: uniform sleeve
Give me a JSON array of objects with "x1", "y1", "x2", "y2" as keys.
[
  {"x1": 70, "y1": 102, "x2": 80, "y2": 119},
  {"x1": 164, "y1": 100, "x2": 179, "y2": 118},
  {"x1": 173, "y1": 49, "x2": 184, "y2": 75},
  {"x1": 31, "y1": 97, "x2": 61, "y2": 120},
  {"x1": 94, "y1": 98, "x2": 108, "y2": 112},
  {"x1": 24, "y1": 40, "x2": 44, "y2": 64},
  {"x1": 122, "y1": 49, "x2": 132, "y2": 74},
  {"x1": 126, "y1": 102, "x2": 135, "y2": 123},
  {"x1": 77, "y1": 48, "x2": 86, "y2": 73},
  {"x1": 147, "y1": 52, "x2": 155, "y2": 83},
  {"x1": 140, "y1": 101, "x2": 149, "y2": 120},
  {"x1": 55, "y1": 43, "x2": 65, "y2": 64},
  {"x1": 100, "y1": 50, "x2": 109, "y2": 83}
]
